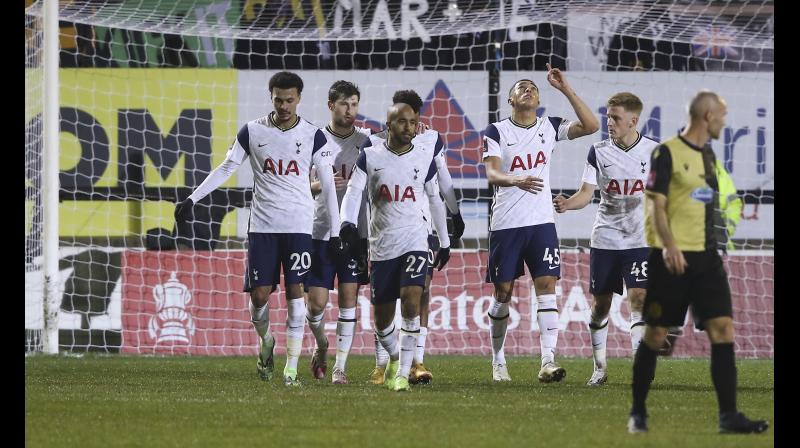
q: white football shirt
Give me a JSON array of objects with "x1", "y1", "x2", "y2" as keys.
[
  {"x1": 582, "y1": 133, "x2": 659, "y2": 249},
  {"x1": 341, "y1": 134, "x2": 439, "y2": 261},
  {"x1": 483, "y1": 115, "x2": 573, "y2": 231},
  {"x1": 312, "y1": 125, "x2": 372, "y2": 241},
  {"x1": 189, "y1": 113, "x2": 335, "y2": 234}
]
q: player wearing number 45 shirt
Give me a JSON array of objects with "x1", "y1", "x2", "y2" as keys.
[
  {"x1": 174, "y1": 72, "x2": 342, "y2": 387},
  {"x1": 340, "y1": 103, "x2": 451, "y2": 392},
  {"x1": 553, "y1": 92, "x2": 659, "y2": 387},
  {"x1": 483, "y1": 63, "x2": 599, "y2": 384}
]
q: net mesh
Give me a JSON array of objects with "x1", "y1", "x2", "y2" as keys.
[{"x1": 24, "y1": 0, "x2": 773, "y2": 358}]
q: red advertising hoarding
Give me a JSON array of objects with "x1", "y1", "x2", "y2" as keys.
[{"x1": 121, "y1": 250, "x2": 773, "y2": 358}]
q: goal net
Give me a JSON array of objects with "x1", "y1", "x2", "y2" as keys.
[{"x1": 24, "y1": 0, "x2": 773, "y2": 359}]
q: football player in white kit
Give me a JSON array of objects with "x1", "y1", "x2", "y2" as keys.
[
  {"x1": 483, "y1": 64, "x2": 599, "y2": 383},
  {"x1": 553, "y1": 92, "x2": 659, "y2": 386},
  {"x1": 340, "y1": 103, "x2": 451, "y2": 392},
  {"x1": 305, "y1": 80, "x2": 372, "y2": 385},
  {"x1": 367, "y1": 89, "x2": 464, "y2": 386},
  {"x1": 174, "y1": 72, "x2": 342, "y2": 387}
]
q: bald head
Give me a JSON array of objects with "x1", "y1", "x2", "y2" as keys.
[
  {"x1": 688, "y1": 91, "x2": 725, "y2": 122},
  {"x1": 687, "y1": 90, "x2": 728, "y2": 140},
  {"x1": 386, "y1": 103, "x2": 418, "y2": 146}
]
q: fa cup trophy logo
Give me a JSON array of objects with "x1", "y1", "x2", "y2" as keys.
[{"x1": 148, "y1": 272, "x2": 195, "y2": 344}]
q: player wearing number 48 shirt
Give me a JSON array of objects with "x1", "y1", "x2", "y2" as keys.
[
  {"x1": 553, "y1": 92, "x2": 659, "y2": 387},
  {"x1": 483, "y1": 64, "x2": 599, "y2": 384},
  {"x1": 174, "y1": 72, "x2": 342, "y2": 387},
  {"x1": 339, "y1": 103, "x2": 451, "y2": 392}
]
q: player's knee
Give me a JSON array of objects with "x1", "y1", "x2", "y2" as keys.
[
  {"x1": 306, "y1": 288, "x2": 329, "y2": 315},
  {"x1": 250, "y1": 287, "x2": 272, "y2": 306},
  {"x1": 285, "y1": 284, "x2": 305, "y2": 300},
  {"x1": 592, "y1": 294, "x2": 613, "y2": 315},
  {"x1": 493, "y1": 283, "x2": 514, "y2": 302},
  {"x1": 643, "y1": 326, "x2": 667, "y2": 350},
  {"x1": 401, "y1": 300, "x2": 420, "y2": 318},
  {"x1": 705, "y1": 317, "x2": 735, "y2": 343},
  {"x1": 533, "y1": 276, "x2": 556, "y2": 295},
  {"x1": 628, "y1": 289, "x2": 646, "y2": 311},
  {"x1": 373, "y1": 304, "x2": 395, "y2": 330}
]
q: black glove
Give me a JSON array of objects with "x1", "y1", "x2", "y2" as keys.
[
  {"x1": 432, "y1": 246, "x2": 450, "y2": 271},
  {"x1": 451, "y1": 212, "x2": 465, "y2": 240},
  {"x1": 340, "y1": 222, "x2": 360, "y2": 260},
  {"x1": 174, "y1": 198, "x2": 194, "y2": 222},
  {"x1": 328, "y1": 237, "x2": 345, "y2": 263},
  {"x1": 356, "y1": 239, "x2": 370, "y2": 285}
]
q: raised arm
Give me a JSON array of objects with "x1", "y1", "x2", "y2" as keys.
[{"x1": 545, "y1": 63, "x2": 599, "y2": 140}]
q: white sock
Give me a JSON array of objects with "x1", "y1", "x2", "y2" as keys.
[
  {"x1": 630, "y1": 310, "x2": 645, "y2": 354},
  {"x1": 488, "y1": 297, "x2": 509, "y2": 365},
  {"x1": 589, "y1": 314, "x2": 609, "y2": 370},
  {"x1": 376, "y1": 324, "x2": 399, "y2": 362},
  {"x1": 249, "y1": 302, "x2": 274, "y2": 350},
  {"x1": 537, "y1": 294, "x2": 559, "y2": 366},
  {"x1": 399, "y1": 316, "x2": 421, "y2": 378},
  {"x1": 374, "y1": 331, "x2": 389, "y2": 368},
  {"x1": 306, "y1": 309, "x2": 328, "y2": 349},
  {"x1": 334, "y1": 307, "x2": 356, "y2": 371},
  {"x1": 414, "y1": 327, "x2": 428, "y2": 365},
  {"x1": 285, "y1": 298, "x2": 305, "y2": 372}
]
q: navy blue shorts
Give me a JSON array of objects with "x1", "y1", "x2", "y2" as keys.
[
  {"x1": 307, "y1": 238, "x2": 360, "y2": 290},
  {"x1": 370, "y1": 251, "x2": 428, "y2": 304},
  {"x1": 486, "y1": 223, "x2": 560, "y2": 283},
  {"x1": 589, "y1": 247, "x2": 650, "y2": 295},
  {"x1": 426, "y1": 234, "x2": 440, "y2": 278},
  {"x1": 243, "y1": 233, "x2": 312, "y2": 292}
]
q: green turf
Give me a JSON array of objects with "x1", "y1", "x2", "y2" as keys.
[{"x1": 25, "y1": 355, "x2": 773, "y2": 447}]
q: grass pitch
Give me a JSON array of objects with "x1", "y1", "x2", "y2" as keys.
[{"x1": 25, "y1": 355, "x2": 773, "y2": 447}]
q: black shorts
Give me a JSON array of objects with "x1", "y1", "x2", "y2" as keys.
[{"x1": 643, "y1": 249, "x2": 732, "y2": 331}]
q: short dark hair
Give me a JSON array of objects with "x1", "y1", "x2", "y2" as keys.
[
  {"x1": 392, "y1": 90, "x2": 424, "y2": 114},
  {"x1": 268, "y1": 71, "x2": 304, "y2": 95},
  {"x1": 509, "y1": 79, "x2": 538, "y2": 97},
  {"x1": 328, "y1": 80, "x2": 360, "y2": 103}
]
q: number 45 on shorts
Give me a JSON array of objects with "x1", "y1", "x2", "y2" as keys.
[{"x1": 543, "y1": 247, "x2": 561, "y2": 270}]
